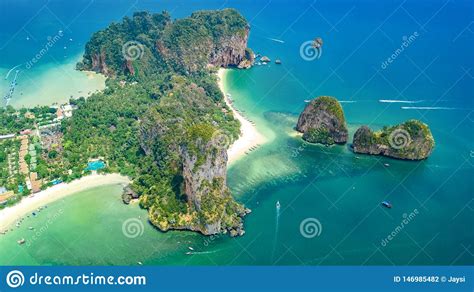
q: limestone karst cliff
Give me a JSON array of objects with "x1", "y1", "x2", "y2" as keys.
[
  {"x1": 352, "y1": 120, "x2": 435, "y2": 160},
  {"x1": 296, "y1": 96, "x2": 348, "y2": 145}
]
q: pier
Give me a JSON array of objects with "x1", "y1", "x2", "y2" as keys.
[{"x1": 3, "y1": 69, "x2": 20, "y2": 107}]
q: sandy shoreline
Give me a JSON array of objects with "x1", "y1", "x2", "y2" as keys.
[
  {"x1": 0, "y1": 173, "x2": 130, "y2": 231},
  {"x1": 217, "y1": 68, "x2": 266, "y2": 164}
]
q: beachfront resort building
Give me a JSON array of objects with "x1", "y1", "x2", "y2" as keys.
[
  {"x1": 0, "y1": 134, "x2": 15, "y2": 140},
  {"x1": 55, "y1": 104, "x2": 74, "y2": 121},
  {"x1": 18, "y1": 136, "x2": 29, "y2": 176},
  {"x1": 0, "y1": 187, "x2": 14, "y2": 205}
]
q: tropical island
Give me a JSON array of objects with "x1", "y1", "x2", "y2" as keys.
[
  {"x1": 296, "y1": 96, "x2": 348, "y2": 145},
  {"x1": 0, "y1": 9, "x2": 256, "y2": 237},
  {"x1": 352, "y1": 120, "x2": 435, "y2": 160}
]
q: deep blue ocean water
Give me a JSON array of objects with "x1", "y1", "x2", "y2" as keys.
[{"x1": 0, "y1": 0, "x2": 472, "y2": 265}]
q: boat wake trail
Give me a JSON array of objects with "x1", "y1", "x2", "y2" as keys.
[
  {"x1": 339, "y1": 100, "x2": 357, "y2": 103},
  {"x1": 379, "y1": 99, "x2": 424, "y2": 104},
  {"x1": 187, "y1": 250, "x2": 220, "y2": 255},
  {"x1": 401, "y1": 106, "x2": 457, "y2": 110},
  {"x1": 267, "y1": 37, "x2": 285, "y2": 43},
  {"x1": 4, "y1": 64, "x2": 23, "y2": 80},
  {"x1": 271, "y1": 201, "x2": 280, "y2": 262}
]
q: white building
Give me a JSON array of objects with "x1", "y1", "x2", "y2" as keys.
[{"x1": 0, "y1": 134, "x2": 15, "y2": 140}]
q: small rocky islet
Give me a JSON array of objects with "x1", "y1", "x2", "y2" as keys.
[
  {"x1": 352, "y1": 120, "x2": 435, "y2": 160},
  {"x1": 296, "y1": 96, "x2": 348, "y2": 145},
  {"x1": 295, "y1": 96, "x2": 435, "y2": 160}
]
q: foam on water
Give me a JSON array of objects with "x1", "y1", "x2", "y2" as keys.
[
  {"x1": 379, "y1": 99, "x2": 424, "y2": 104},
  {"x1": 401, "y1": 106, "x2": 458, "y2": 110}
]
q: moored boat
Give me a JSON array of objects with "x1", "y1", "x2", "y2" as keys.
[{"x1": 381, "y1": 201, "x2": 392, "y2": 208}]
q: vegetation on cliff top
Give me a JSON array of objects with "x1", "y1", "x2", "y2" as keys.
[
  {"x1": 297, "y1": 96, "x2": 348, "y2": 145},
  {"x1": 310, "y1": 96, "x2": 346, "y2": 125}
]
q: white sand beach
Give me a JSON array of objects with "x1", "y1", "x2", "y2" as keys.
[
  {"x1": 217, "y1": 68, "x2": 266, "y2": 164},
  {"x1": 0, "y1": 173, "x2": 130, "y2": 231}
]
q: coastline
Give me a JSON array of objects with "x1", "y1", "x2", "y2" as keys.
[
  {"x1": 0, "y1": 173, "x2": 130, "y2": 231},
  {"x1": 2, "y1": 53, "x2": 106, "y2": 108},
  {"x1": 217, "y1": 68, "x2": 266, "y2": 164}
]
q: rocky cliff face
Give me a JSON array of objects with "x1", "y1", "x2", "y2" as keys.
[
  {"x1": 209, "y1": 27, "x2": 250, "y2": 68},
  {"x1": 296, "y1": 96, "x2": 348, "y2": 145},
  {"x1": 352, "y1": 120, "x2": 435, "y2": 160},
  {"x1": 180, "y1": 136, "x2": 248, "y2": 236},
  {"x1": 89, "y1": 51, "x2": 112, "y2": 76}
]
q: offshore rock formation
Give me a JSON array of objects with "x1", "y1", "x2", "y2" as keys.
[
  {"x1": 352, "y1": 120, "x2": 435, "y2": 160},
  {"x1": 296, "y1": 96, "x2": 348, "y2": 145},
  {"x1": 237, "y1": 48, "x2": 255, "y2": 69}
]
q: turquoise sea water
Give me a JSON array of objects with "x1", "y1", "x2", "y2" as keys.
[{"x1": 0, "y1": 0, "x2": 473, "y2": 265}]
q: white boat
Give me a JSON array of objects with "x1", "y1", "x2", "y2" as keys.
[
  {"x1": 276, "y1": 201, "x2": 281, "y2": 210},
  {"x1": 188, "y1": 246, "x2": 194, "y2": 251}
]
